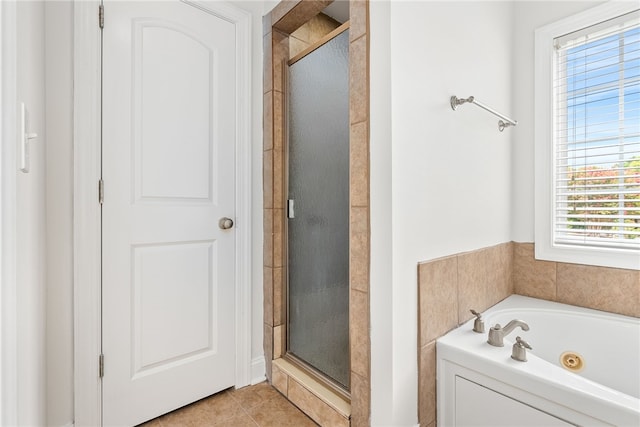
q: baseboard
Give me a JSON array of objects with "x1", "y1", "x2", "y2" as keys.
[{"x1": 250, "y1": 356, "x2": 266, "y2": 385}]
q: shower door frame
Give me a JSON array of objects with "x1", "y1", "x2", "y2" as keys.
[
  {"x1": 283, "y1": 21, "x2": 352, "y2": 399},
  {"x1": 263, "y1": 0, "x2": 371, "y2": 423}
]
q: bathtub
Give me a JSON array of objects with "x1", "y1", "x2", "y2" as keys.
[{"x1": 436, "y1": 295, "x2": 640, "y2": 426}]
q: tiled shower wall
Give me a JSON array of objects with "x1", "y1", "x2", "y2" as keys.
[
  {"x1": 289, "y1": 13, "x2": 341, "y2": 58},
  {"x1": 417, "y1": 242, "x2": 640, "y2": 427}
]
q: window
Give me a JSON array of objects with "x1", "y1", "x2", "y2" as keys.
[{"x1": 535, "y1": 3, "x2": 640, "y2": 270}]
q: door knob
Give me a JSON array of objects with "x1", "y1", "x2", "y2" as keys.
[{"x1": 219, "y1": 217, "x2": 234, "y2": 230}]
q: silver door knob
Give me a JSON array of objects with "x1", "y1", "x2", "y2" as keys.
[{"x1": 219, "y1": 217, "x2": 234, "y2": 230}]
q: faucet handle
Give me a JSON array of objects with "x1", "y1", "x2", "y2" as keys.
[
  {"x1": 515, "y1": 336, "x2": 532, "y2": 350},
  {"x1": 511, "y1": 336, "x2": 532, "y2": 362},
  {"x1": 470, "y1": 309, "x2": 484, "y2": 333}
]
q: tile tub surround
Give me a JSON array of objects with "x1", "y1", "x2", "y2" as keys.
[
  {"x1": 263, "y1": 1, "x2": 371, "y2": 426},
  {"x1": 417, "y1": 241, "x2": 640, "y2": 427},
  {"x1": 417, "y1": 242, "x2": 514, "y2": 427},
  {"x1": 513, "y1": 242, "x2": 640, "y2": 318}
]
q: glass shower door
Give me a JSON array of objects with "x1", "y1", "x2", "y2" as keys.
[{"x1": 287, "y1": 29, "x2": 350, "y2": 390}]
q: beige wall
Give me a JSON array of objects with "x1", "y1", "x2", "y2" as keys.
[{"x1": 417, "y1": 242, "x2": 639, "y2": 427}]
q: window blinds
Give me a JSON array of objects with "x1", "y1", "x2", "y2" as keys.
[{"x1": 553, "y1": 10, "x2": 640, "y2": 250}]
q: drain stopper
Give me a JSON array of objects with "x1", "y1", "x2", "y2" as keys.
[{"x1": 560, "y1": 351, "x2": 585, "y2": 372}]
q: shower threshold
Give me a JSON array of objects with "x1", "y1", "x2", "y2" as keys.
[{"x1": 271, "y1": 358, "x2": 351, "y2": 426}]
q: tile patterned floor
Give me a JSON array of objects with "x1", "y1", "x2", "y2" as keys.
[{"x1": 138, "y1": 382, "x2": 318, "y2": 427}]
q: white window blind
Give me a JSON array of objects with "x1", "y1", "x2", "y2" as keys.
[{"x1": 553, "y1": 10, "x2": 640, "y2": 250}]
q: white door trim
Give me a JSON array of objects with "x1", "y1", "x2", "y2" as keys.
[
  {"x1": 73, "y1": 1, "x2": 102, "y2": 424},
  {"x1": 0, "y1": 1, "x2": 18, "y2": 424},
  {"x1": 72, "y1": 1, "x2": 253, "y2": 425}
]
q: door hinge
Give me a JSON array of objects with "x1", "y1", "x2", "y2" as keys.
[
  {"x1": 99, "y1": 179, "x2": 104, "y2": 205},
  {"x1": 99, "y1": 5, "x2": 104, "y2": 29},
  {"x1": 99, "y1": 354, "x2": 104, "y2": 378}
]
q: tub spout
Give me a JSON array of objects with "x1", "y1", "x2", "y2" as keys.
[{"x1": 488, "y1": 319, "x2": 529, "y2": 347}]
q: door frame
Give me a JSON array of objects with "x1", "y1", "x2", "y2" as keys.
[
  {"x1": 73, "y1": 1, "x2": 253, "y2": 425},
  {"x1": 0, "y1": 1, "x2": 18, "y2": 424}
]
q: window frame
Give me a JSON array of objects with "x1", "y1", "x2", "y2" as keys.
[{"x1": 534, "y1": 1, "x2": 640, "y2": 270}]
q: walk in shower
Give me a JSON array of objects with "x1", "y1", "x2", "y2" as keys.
[{"x1": 286, "y1": 26, "x2": 350, "y2": 391}]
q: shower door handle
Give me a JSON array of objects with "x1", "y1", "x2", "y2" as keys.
[
  {"x1": 219, "y1": 217, "x2": 234, "y2": 230},
  {"x1": 288, "y1": 199, "x2": 295, "y2": 219}
]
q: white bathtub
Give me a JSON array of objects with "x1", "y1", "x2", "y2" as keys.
[{"x1": 437, "y1": 295, "x2": 640, "y2": 426}]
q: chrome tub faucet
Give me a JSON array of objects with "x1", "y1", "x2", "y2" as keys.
[{"x1": 487, "y1": 319, "x2": 529, "y2": 347}]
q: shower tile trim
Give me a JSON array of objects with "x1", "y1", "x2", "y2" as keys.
[
  {"x1": 264, "y1": 1, "x2": 371, "y2": 426},
  {"x1": 289, "y1": 378, "x2": 350, "y2": 427}
]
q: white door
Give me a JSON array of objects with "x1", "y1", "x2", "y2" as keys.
[{"x1": 102, "y1": 1, "x2": 236, "y2": 425}]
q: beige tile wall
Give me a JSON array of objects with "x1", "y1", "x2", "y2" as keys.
[
  {"x1": 348, "y1": 2, "x2": 371, "y2": 425},
  {"x1": 417, "y1": 242, "x2": 514, "y2": 427},
  {"x1": 417, "y1": 241, "x2": 639, "y2": 427},
  {"x1": 264, "y1": 1, "x2": 371, "y2": 426},
  {"x1": 289, "y1": 13, "x2": 341, "y2": 58},
  {"x1": 513, "y1": 242, "x2": 640, "y2": 318}
]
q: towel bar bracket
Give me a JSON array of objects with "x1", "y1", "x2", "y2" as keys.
[{"x1": 450, "y1": 95, "x2": 517, "y2": 132}]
